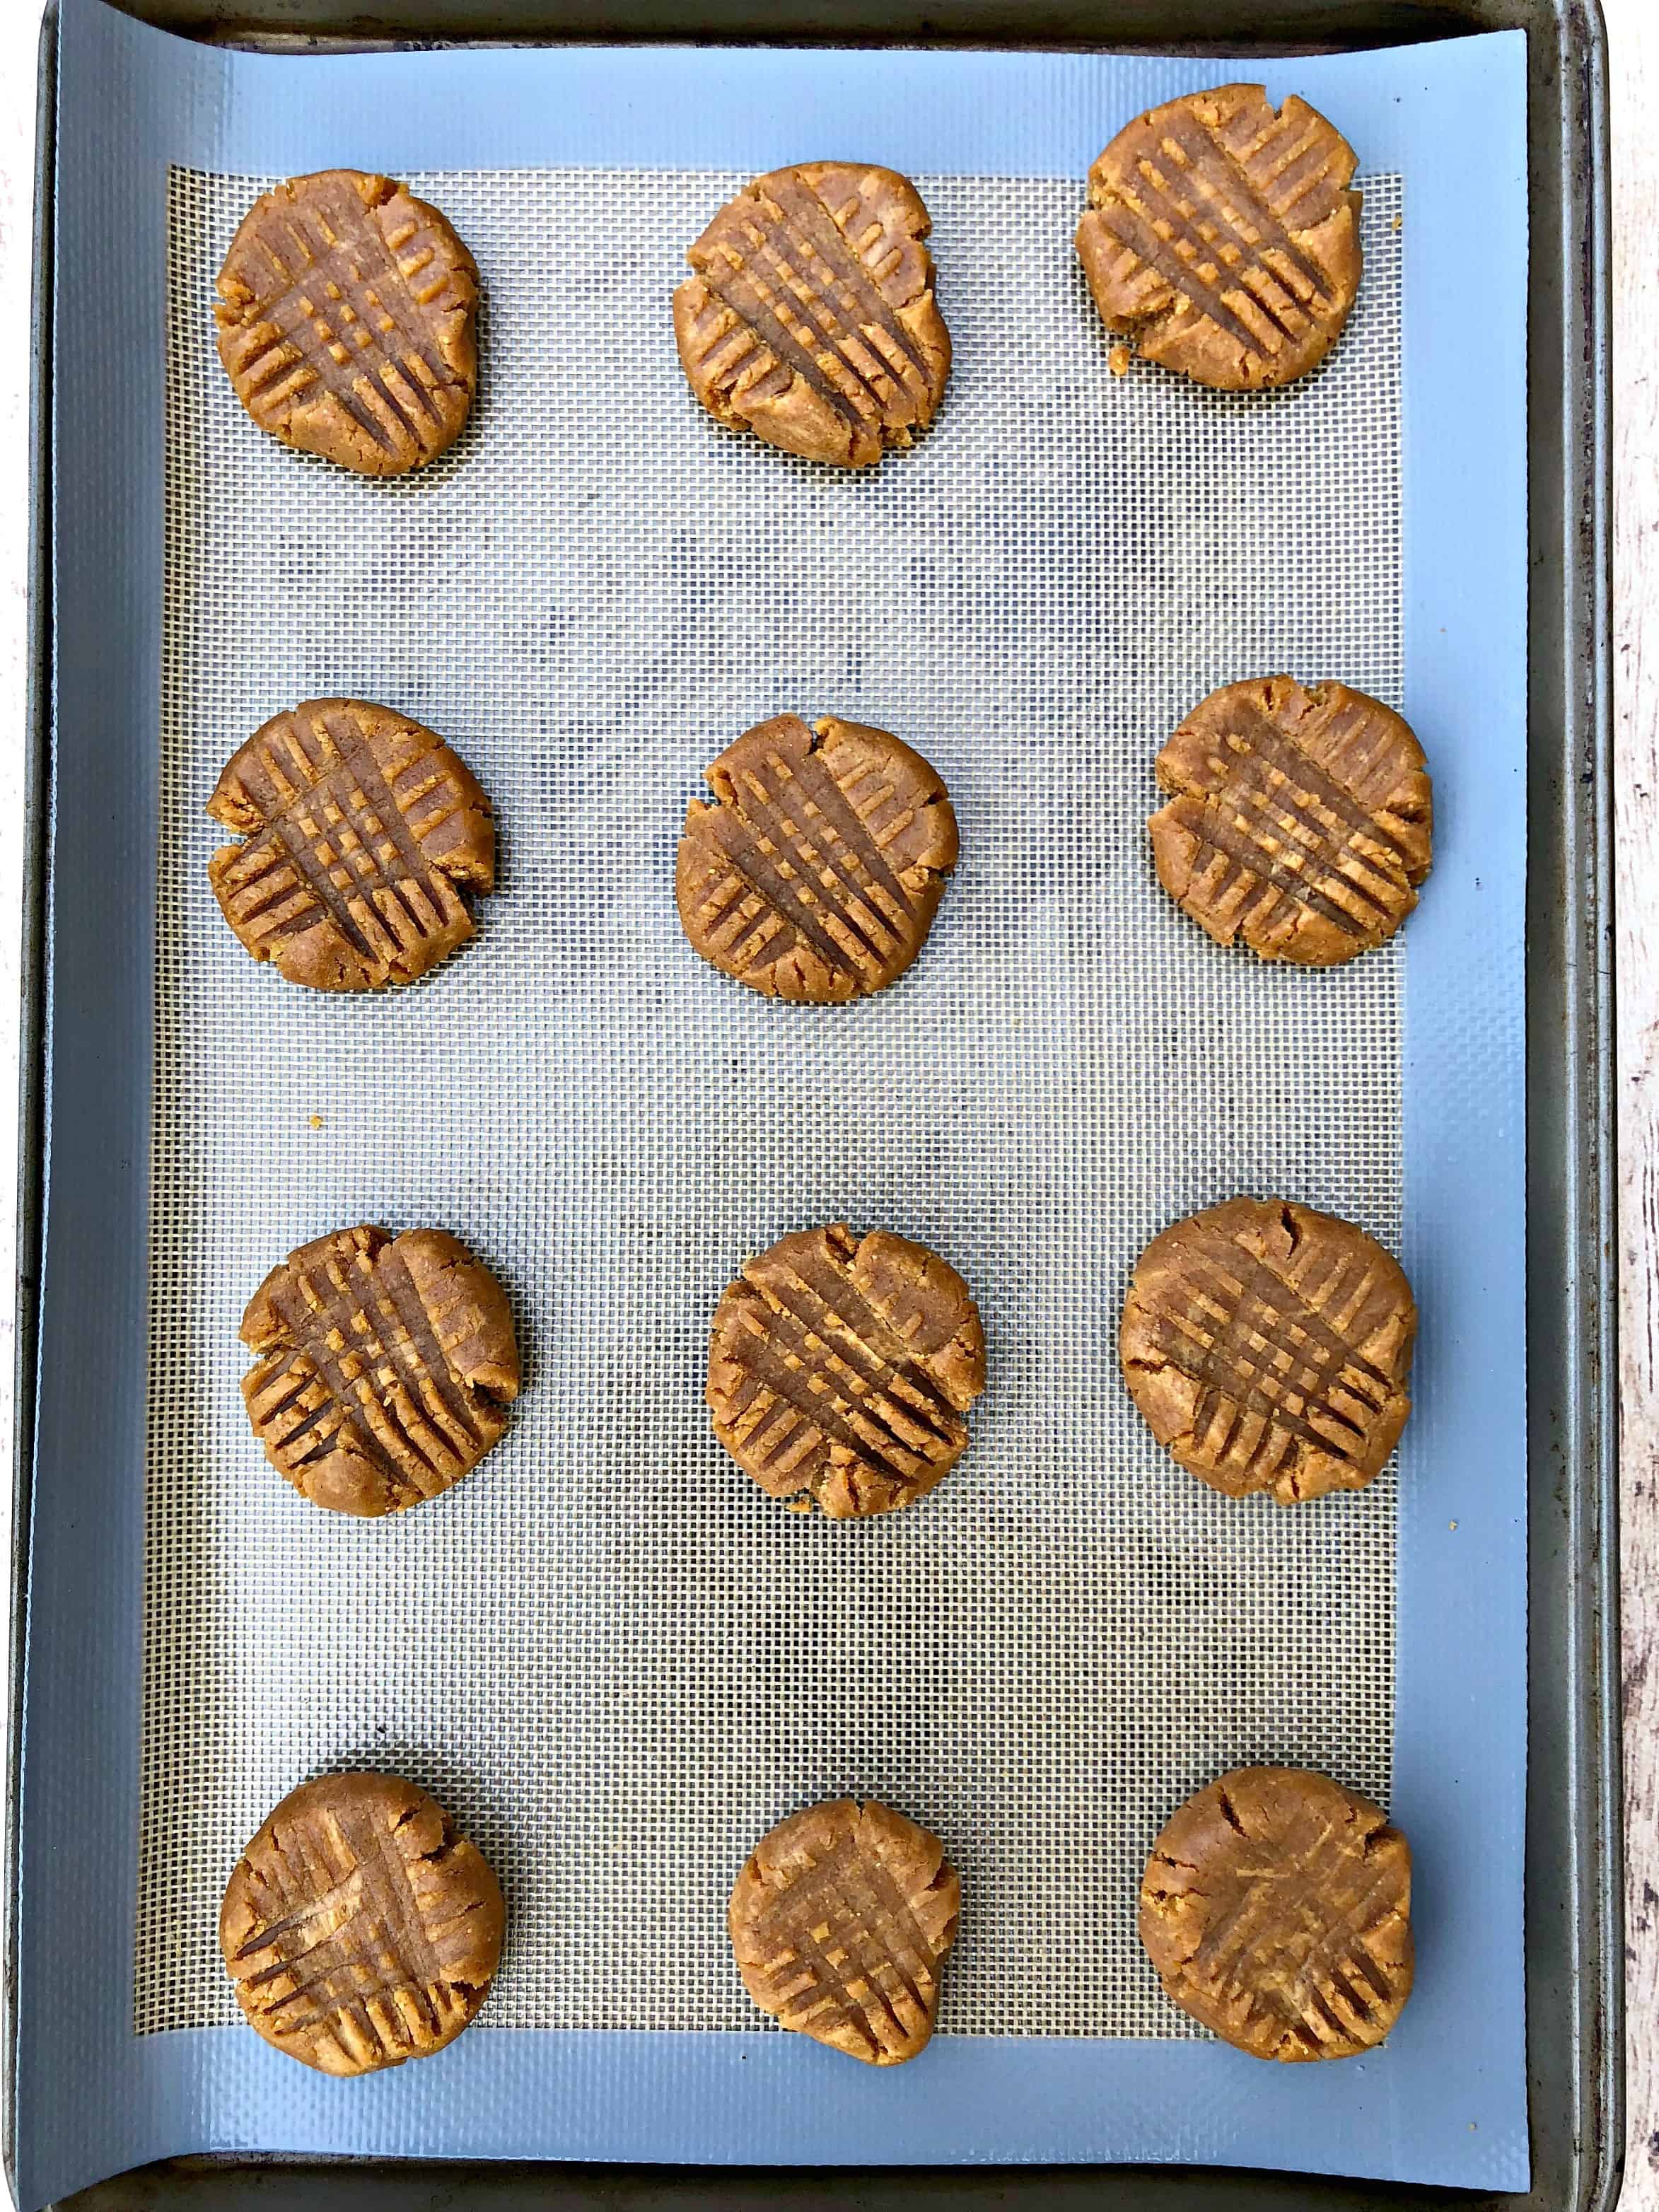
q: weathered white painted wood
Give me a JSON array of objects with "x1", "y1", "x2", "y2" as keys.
[{"x1": 1609, "y1": 0, "x2": 1658, "y2": 2197}]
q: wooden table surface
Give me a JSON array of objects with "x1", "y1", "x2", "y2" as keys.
[
  {"x1": 1611, "y1": 0, "x2": 1655, "y2": 2199},
  {"x1": 0, "y1": 2, "x2": 1651, "y2": 2205}
]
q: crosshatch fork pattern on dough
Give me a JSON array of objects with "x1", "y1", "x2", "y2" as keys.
[{"x1": 141, "y1": 165, "x2": 1404, "y2": 2039}]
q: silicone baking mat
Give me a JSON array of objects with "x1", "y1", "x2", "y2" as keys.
[
  {"x1": 141, "y1": 160, "x2": 1406, "y2": 2041},
  {"x1": 21, "y1": 1, "x2": 1529, "y2": 2200}
]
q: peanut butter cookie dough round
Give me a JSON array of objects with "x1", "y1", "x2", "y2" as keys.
[
  {"x1": 1076, "y1": 84, "x2": 1361, "y2": 392},
  {"x1": 221, "y1": 1771, "x2": 504, "y2": 2075},
  {"x1": 676, "y1": 713, "x2": 957, "y2": 1003},
  {"x1": 206, "y1": 699, "x2": 495, "y2": 993},
  {"x1": 1121, "y1": 1198, "x2": 1416, "y2": 1503},
  {"x1": 708, "y1": 1223, "x2": 985, "y2": 1518},
  {"x1": 729, "y1": 1798, "x2": 960, "y2": 2063},
  {"x1": 1140, "y1": 1766, "x2": 1414, "y2": 2060},
  {"x1": 240, "y1": 1224, "x2": 520, "y2": 1517},
  {"x1": 673, "y1": 162, "x2": 950, "y2": 467},
  {"x1": 216, "y1": 170, "x2": 479, "y2": 476},
  {"x1": 1149, "y1": 676, "x2": 1432, "y2": 967}
]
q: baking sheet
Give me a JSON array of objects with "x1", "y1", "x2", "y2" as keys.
[{"x1": 21, "y1": 1, "x2": 1529, "y2": 2201}]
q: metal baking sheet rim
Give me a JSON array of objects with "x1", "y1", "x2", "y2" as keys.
[{"x1": 10, "y1": 2, "x2": 1619, "y2": 2208}]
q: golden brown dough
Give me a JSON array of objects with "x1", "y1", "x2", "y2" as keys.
[
  {"x1": 677, "y1": 714, "x2": 957, "y2": 1003},
  {"x1": 1120, "y1": 1198, "x2": 1415, "y2": 1503},
  {"x1": 674, "y1": 163, "x2": 950, "y2": 467},
  {"x1": 240, "y1": 1224, "x2": 519, "y2": 1518},
  {"x1": 708, "y1": 1223, "x2": 985, "y2": 1518},
  {"x1": 728, "y1": 1798, "x2": 960, "y2": 2063},
  {"x1": 1148, "y1": 676, "x2": 1431, "y2": 967},
  {"x1": 221, "y1": 1771, "x2": 504, "y2": 2075},
  {"x1": 1139, "y1": 1766, "x2": 1413, "y2": 2060},
  {"x1": 216, "y1": 170, "x2": 478, "y2": 476},
  {"x1": 206, "y1": 699, "x2": 494, "y2": 994},
  {"x1": 1076, "y1": 85, "x2": 1361, "y2": 391}
]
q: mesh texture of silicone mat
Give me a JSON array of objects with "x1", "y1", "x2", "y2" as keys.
[{"x1": 139, "y1": 165, "x2": 1404, "y2": 2041}]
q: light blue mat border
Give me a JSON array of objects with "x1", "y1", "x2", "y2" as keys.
[{"x1": 23, "y1": 1, "x2": 1528, "y2": 2200}]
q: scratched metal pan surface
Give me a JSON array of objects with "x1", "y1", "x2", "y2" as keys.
[{"x1": 18, "y1": 0, "x2": 1615, "y2": 2208}]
